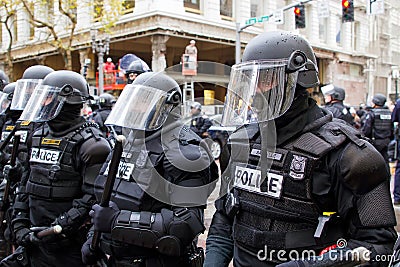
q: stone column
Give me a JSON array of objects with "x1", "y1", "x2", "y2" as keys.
[{"x1": 151, "y1": 35, "x2": 169, "y2": 73}]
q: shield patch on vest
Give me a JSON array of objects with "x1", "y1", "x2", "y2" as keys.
[{"x1": 289, "y1": 154, "x2": 307, "y2": 180}]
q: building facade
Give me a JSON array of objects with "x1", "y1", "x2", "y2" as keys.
[{"x1": 1, "y1": 0, "x2": 400, "y2": 108}]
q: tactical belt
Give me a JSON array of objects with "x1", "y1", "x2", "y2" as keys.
[
  {"x1": 26, "y1": 181, "x2": 81, "y2": 199},
  {"x1": 233, "y1": 220, "x2": 343, "y2": 251}
]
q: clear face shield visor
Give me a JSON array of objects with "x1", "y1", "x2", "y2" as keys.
[
  {"x1": 11, "y1": 79, "x2": 42, "y2": 111},
  {"x1": 105, "y1": 84, "x2": 178, "y2": 131},
  {"x1": 0, "y1": 92, "x2": 10, "y2": 114},
  {"x1": 18, "y1": 84, "x2": 69, "y2": 122},
  {"x1": 221, "y1": 51, "x2": 308, "y2": 126}
]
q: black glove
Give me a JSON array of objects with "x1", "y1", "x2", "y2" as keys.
[
  {"x1": 81, "y1": 236, "x2": 105, "y2": 265},
  {"x1": 15, "y1": 227, "x2": 31, "y2": 246},
  {"x1": 3, "y1": 161, "x2": 22, "y2": 183},
  {"x1": 89, "y1": 201, "x2": 120, "y2": 233},
  {"x1": 14, "y1": 227, "x2": 44, "y2": 246},
  {"x1": 52, "y1": 212, "x2": 74, "y2": 236}
]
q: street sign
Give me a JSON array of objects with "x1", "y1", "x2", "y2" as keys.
[
  {"x1": 245, "y1": 15, "x2": 269, "y2": 26},
  {"x1": 272, "y1": 9, "x2": 284, "y2": 24},
  {"x1": 318, "y1": 1, "x2": 330, "y2": 18},
  {"x1": 367, "y1": 0, "x2": 384, "y2": 15}
]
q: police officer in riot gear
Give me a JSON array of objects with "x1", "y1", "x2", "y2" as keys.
[
  {"x1": 189, "y1": 101, "x2": 212, "y2": 138},
  {"x1": 322, "y1": 84, "x2": 355, "y2": 126},
  {"x1": 204, "y1": 31, "x2": 397, "y2": 267},
  {"x1": 125, "y1": 59, "x2": 151, "y2": 84},
  {"x1": 361, "y1": 93, "x2": 393, "y2": 162},
  {"x1": 82, "y1": 71, "x2": 218, "y2": 267},
  {"x1": 4, "y1": 70, "x2": 111, "y2": 267},
  {"x1": 0, "y1": 65, "x2": 55, "y2": 258},
  {"x1": 91, "y1": 93, "x2": 116, "y2": 137}
]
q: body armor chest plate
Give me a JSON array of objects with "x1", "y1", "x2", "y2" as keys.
[
  {"x1": 95, "y1": 139, "x2": 164, "y2": 211},
  {"x1": 27, "y1": 123, "x2": 99, "y2": 200},
  {"x1": 229, "y1": 120, "x2": 355, "y2": 253},
  {"x1": 372, "y1": 108, "x2": 392, "y2": 139}
]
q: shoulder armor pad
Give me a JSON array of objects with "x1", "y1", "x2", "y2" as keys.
[
  {"x1": 340, "y1": 140, "x2": 389, "y2": 194},
  {"x1": 315, "y1": 119, "x2": 365, "y2": 148},
  {"x1": 291, "y1": 119, "x2": 365, "y2": 158}
]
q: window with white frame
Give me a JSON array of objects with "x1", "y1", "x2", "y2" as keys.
[
  {"x1": 319, "y1": 17, "x2": 328, "y2": 43},
  {"x1": 250, "y1": 0, "x2": 263, "y2": 18},
  {"x1": 336, "y1": 18, "x2": 342, "y2": 46},
  {"x1": 122, "y1": 0, "x2": 135, "y2": 14},
  {"x1": 352, "y1": 21, "x2": 360, "y2": 51},
  {"x1": 220, "y1": 0, "x2": 233, "y2": 19},
  {"x1": 183, "y1": 0, "x2": 200, "y2": 10}
]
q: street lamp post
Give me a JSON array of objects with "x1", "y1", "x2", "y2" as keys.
[{"x1": 91, "y1": 29, "x2": 110, "y2": 96}]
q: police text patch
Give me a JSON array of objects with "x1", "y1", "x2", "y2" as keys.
[
  {"x1": 233, "y1": 165, "x2": 283, "y2": 199},
  {"x1": 30, "y1": 148, "x2": 60, "y2": 164},
  {"x1": 104, "y1": 160, "x2": 135, "y2": 181}
]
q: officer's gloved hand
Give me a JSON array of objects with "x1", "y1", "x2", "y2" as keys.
[
  {"x1": 15, "y1": 228, "x2": 34, "y2": 246},
  {"x1": 90, "y1": 201, "x2": 120, "y2": 233},
  {"x1": 81, "y1": 235, "x2": 105, "y2": 264},
  {"x1": 52, "y1": 212, "x2": 74, "y2": 236},
  {"x1": 3, "y1": 161, "x2": 22, "y2": 183}
]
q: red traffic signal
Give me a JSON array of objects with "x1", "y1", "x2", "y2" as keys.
[
  {"x1": 294, "y1": 5, "x2": 305, "y2": 29},
  {"x1": 342, "y1": 0, "x2": 354, "y2": 22},
  {"x1": 294, "y1": 6, "x2": 301, "y2": 15}
]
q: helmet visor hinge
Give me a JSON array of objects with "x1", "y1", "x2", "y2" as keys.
[
  {"x1": 286, "y1": 50, "x2": 307, "y2": 73},
  {"x1": 59, "y1": 84, "x2": 74, "y2": 97},
  {"x1": 166, "y1": 91, "x2": 180, "y2": 105}
]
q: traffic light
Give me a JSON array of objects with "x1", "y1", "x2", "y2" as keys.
[
  {"x1": 294, "y1": 5, "x2": 305, "y2": 29},
  {"x1": 342, "y1": 0, "x2": 354, "y2": 22}
]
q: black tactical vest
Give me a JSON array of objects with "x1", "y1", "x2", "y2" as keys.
[
  {"x1": 94, "y1": 136, "x2": 164, "y2": 212},
  {"x1": 26, "y1": 122, "x2": 103, "y2": 226},
  {"x1": 372, "y1": 108, "x2": 392, "y2": 140},
  {"x1": 230, "y1": 118, "x2": 364, "y2": 257},
  {"x1": 95, "y1": 124, "x2": 216, "y2": 257}
]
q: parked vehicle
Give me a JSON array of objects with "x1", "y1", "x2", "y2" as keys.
[{"x1": 207, "y1": 114, "x2": 237, "y2": 159}]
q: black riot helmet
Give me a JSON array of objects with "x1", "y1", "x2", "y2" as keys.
[
  {"x1": 321, "y1": 84, "x2": 346, "y2": 101},
  {"x1": 21, "y1": 65, "x2": 54, "y2": 79},
  {"x1": 3, "y1": 82, "x2": 15, "y2": 98},
  {"x1": 98, "y1": 93, "x2": 116, "y2": 108},
  {"x1": 11, "y1": 65, "x2": 54, "y2": 111},
  {"x1": 241, "y1": 31, "x2": 319, "y2": 89},
  {"x1": 0, "y1": 70, "x2": 9, "y2": 91},
  {"x1": 19, "y1": 70, "x2": 90, "y2": 122},
  {"x1": 125, "y1": 59, "x2": 151, "y2": 84},
  {"x1": 105, "y1": 72, "x2": 182, "y2": 131},
  {"x1": 0, "y1": 82, "x2": 14, "y2": 114},
  {"x1": 372, "y1": 93, "x2": 386, "y2": 107},
  {"x1": 222, "y1": 30, "x2": 316, "y2": 126}
]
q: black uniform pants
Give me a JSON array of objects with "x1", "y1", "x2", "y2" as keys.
[{"x1": 28, "y1": 241, "x2": 85, "y2": 267}]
